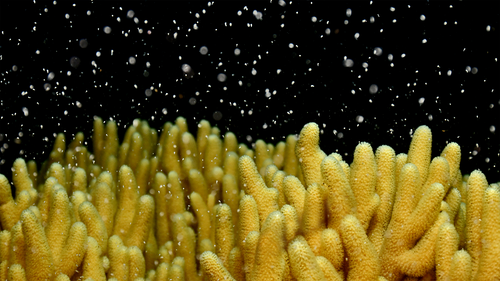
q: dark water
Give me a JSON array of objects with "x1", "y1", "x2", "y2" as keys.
[{"x1": 1, "y1": 1, "x2": 499, "y2": 183}]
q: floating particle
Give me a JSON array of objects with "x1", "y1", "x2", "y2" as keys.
[
  {"x1": 70, "y1": 56, "x2": 81, "y2": 68},
  {"x1": 129, "y1": 57, "x2": 137, "y2": 65},
  {"x1": 343, "y1": 59, "x2": 354, "y2": 67},
  {"x1": 217, "y1": 73, "x2": 227, "y2": 82},
  {"x1": 213, "y1": 111, "x2": 223, "y2": 121},
  {"x1": 374, "y1": 47, "x2": 383, "y2": 56},
  {"x1": 189, "y1": 98, "x2": 197, "y2": 105},
  {"x1": 355, "y1": 115, "x2": 364, "y2": 123},
  {"x1": 104, "y1": 26, "x2": 112, "y2": 34},
  {"x1": 79, "y1": 39, "x2": 89, "y2": 48},
  {"x1": 127, "y1": 10, "x2": 135, "y2": 19},
  {"x1": 47, "y1": 72, "x2": 55, "y2": 81},
  {"x1": 145, "y1": 89, "x2": 152, "y2": 97},
  {"x1": 369, "y1": 84, "x2": 378, "y2": 94},
  {"x1": 234, "y1": 48, "x2": 241, "y2": 56},
  {"x1": 199, "y1": 46, "x2": 208, "y2": 55}
]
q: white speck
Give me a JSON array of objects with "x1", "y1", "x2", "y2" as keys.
[
  {"x1": 420, "y1": 15, "x2": 426, "y2": 21},
  {"x1": 490, "y1": 126, "x2": 496, "y2": 133},
  {"x1": 355, "y1": 115, "x2": 364, "y2": 123},
  {"x1": 129, "y1": 57, "x2": 136, "y2": 65},
  {"x1": 96, "y1": 51, "x2": 101, "y2": 57},
  {"x1": 486, "y1": 25, "x2": 491, "y2": 32},
  {"x1": 311, "y1": 16, "x2": 317, "y2": 23},
  {"x1": 422, "y1": 39, "x2": 427, "y2": 44},
  {"x1": 104, "y1": 26, "x2": 112, "y2": 34},
  {"x1": 369, "y1": 84, "x2": 378, "y2": 94},
  {"x1": 343, "y1": 58, "x2": 354, "y2": 68},
  {"x1": 65, "y1": 13, "x2": 70, "y2": 19},
  {"x1": 447, "y1": 70, "x2": 452, "y2": 76},
  {"x1": 234, "y1": 48, "x2": 241, "y2": 56},
  {"x1": 418, "y1": 97, "x2": 425, "y2": 106},
  {"x1": 354, "y1": 33, "x2": 360, "y2": 40},
  {"x1": 288, "y1": 43, "x2": 294, "y2": 48},
  {"x1": 325, "y1": 28, "x2": 331, "y2": 35},
  {"x1": 374, "y1": 47, "x2": 383, "y2": 56},
  {"x1": 127, "y1": 10, "x2": 135, "y2": 19},
  {"x1": 199, "y1": 46, "x2": 208, "y2": 55},
  {"x1": 22, "y1": 107, "x2": 29, "y2": 116},
  {"x1": 217, "y1": 73, "x2": 227, "y2": 82},
  {"x1": 182, "y1": 64, "x2": 192, "y2": 73},
  {"x1": 346, "y1": 8, "x2": 352, "y2": 17}
]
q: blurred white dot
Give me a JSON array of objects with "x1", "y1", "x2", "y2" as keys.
[
  {"x1": 311, "y1": 16, "x2": 317, "y2": 22},
  {"x1": 234, "y1": 48, "x2": 241, "y2": 56},
  {"x1": 447, "y1": 70, "x2": 452, "y2": 76},
  {"x1": 127, "y1": 10, "x2": 135, "y2": 19},
  {"x1": 428, "y1": 114, "x2": 433, "y2": 121},
  {"x1": 288, "y1": 43, "x2": 294, "y2": 48},
  {"x1": 346, "y1": 8, "x2": 352, "y2": 17},
  {"x1": 47, "y1": 72, "x2": 55, "y2": 81},
  {"x1": 343, "y1": 59, "x2": 354, "y2": 68},
  {"x1": 490, "y1": 125, "x2": 496, "y2": 133},
  {"x1": 182, "y1": 64, "x2": 192, "y2": 73},
  {"x1": 213, "y1": 111, "x2": 223, "y2": 121},
  {"x1": 354, "y1": 33, "x2": 360, "y2": 40},
  {"x1": 374, "y1": 47, "x2": 383, "y2": 56},
  {"x1": 22, "y1": 107, "x2": 29, "y2": 116},
  {"x1": 422, "y1": 39, "x2": 427, "y2": 44},
  {"x1": 337, "y1": 132, "x2": 344, "y2": 139},
  {"x1": 388, "y1": 54, "x2": 394, "y2": 61},
  {"x1": 217, "y1": 73, "x2": 227, "y2": 82},
  {"x1": 471, "y1": 67, "x2": 478, "y2": 74},
  {"x1": 465, "y1": 66, "x2": 471, "y2": 73},
  {"x1": 189, "y1": 98, "x2": 197, "y2": 105},
  {"x1": 79, "y1": 39, "x2": 89, "y2": 48},
  {"x1": 369, "y1": 84, "x2": 378, "y2": 94},
  {"x1": 43, "y1": 83, "x2": 51, "y2": 91},
  {"x1": 96, "y1": 51, "x2": 101, "y2": 57},
  {"x1": 104, "y1": 26, "x2": 112, "y2": 34},
  {"x1": 129, "y1": 57, "x2": 136, "y2": 65},
  {"x1": 355, "y1": 115, "x2": 364, "y2": 123},
  {"x1": 486, "y1": 25, "x2": 491, "y2": 32},
  {"x1": 145, "y1": 89, "x2": 152, "y2": 97},
  {"x1": 325, "y1": 28, "x2": 331, "y2": 35},
  {"x1": 420, "y1": 14, "x2": 426, "y2": 21},
  {"x1": 251, "y1": 68, "x2": 257, "y2": 75},
  {"x1": 12, "y1": 65, "x2": 18, "y2": 71},
  {"x1": 65, "y1": 13, "x2": 70, "y2": 19},
  {"x1": 162, "y1": 108, "x2": 168, "y2": 115},
  {"x1": 418, "y1": 97, "x2": 425, "y2": 105},
  {"x1": 199, "y1": 46, "x2": 208, "y2": 55}
]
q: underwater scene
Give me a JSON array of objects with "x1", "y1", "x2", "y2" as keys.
[{"x1": 0, "y1": 1, "x2": 499, "y2": 281}]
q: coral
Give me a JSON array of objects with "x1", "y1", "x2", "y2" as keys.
[{"x1": 0, "y1": 116, "x2": 498, "y2": 281}]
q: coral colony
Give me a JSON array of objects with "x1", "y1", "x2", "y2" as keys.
[{"x1": 0, "y1": 117, "x2": 499, "y2": 281}]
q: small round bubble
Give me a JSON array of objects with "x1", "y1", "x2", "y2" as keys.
[
  {"x1": 355, "y1": 115, "x2": 364, "y2": 123},
  {"x1": 47, "y1": 72, "x2": 55, "y2": 81},
  {"x1": 127, "y1": 10, "x2": 135, "y2": 19},
  {"x1": 182, "y1": 64, "x2": 192, "y2": 73},
  {"x1": 104, "y1": 26, "x2": 112, "y2": 34},
  {"x1": 129, "y1": 57, "x2": 136, "y2": 65},
  {"x1": 234, "y1": 48, "x2": 241, "y2": 56},
  {"x1": 217, "y1": 73, "x2": 227, "y2": 82},
  {"x1": 369, "y1": 84, "x2": 378, "y2": 94},
  {"x1": 213, "y1": 111, "x2": 223, "y2": 121},
  {"x1": 79, "y1": 39, "x2": 89, "y2": 48},
  {"x1": 189, "y1": 98, "x2": 197, "y2": 105},
  {"x1": 343, "y1": 59, "x2": 354, "y2": 68},
  {"x1": 145, "y1": 89, "x2": 152, "y2": 97},
  {"x1": 70, "y1": 57, "x2": 81, "y2": 68},
  {"x1": 199, "y1": 46, "x2": 208, "y2": 55}
]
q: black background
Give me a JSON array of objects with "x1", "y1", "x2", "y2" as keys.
[{"x1": 1, "y1": 1, "x2": 499, "y2": 184}]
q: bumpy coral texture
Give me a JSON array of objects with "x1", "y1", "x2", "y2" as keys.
[{"x1": 0, "y1": 117, "x2": 499, "y2": 281}]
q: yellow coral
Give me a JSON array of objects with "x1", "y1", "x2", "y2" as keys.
[{"x1": 0, "y1": 118, "x2": 498, "y2": 281}]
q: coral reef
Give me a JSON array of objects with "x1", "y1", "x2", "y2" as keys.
[{"x1": 0, "y1": 117, "x2": 499, "y2": 281}]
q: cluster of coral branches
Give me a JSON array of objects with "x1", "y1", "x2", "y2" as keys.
[{"x1": 0, "y1": 117, "x2": 499, "y2": 281}]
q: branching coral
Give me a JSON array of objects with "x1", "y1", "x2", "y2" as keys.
[{"x1": 0, "y1": 117, "x2": 498, "y2": 281}]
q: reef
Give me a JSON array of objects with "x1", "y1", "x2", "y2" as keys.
[{"x1": 0, "y1": 117, "x2": 499, "y2": 281}]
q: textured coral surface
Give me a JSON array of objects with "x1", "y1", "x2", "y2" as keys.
[{"x1": 0, "y1": 117, "x2": 499, "y2": 281}]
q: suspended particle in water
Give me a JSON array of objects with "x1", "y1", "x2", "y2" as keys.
[
  {"x1": 129, "y1": 57, "x2": 137, "y2": 65},
  {"x1": 47, "y1": 72, "x2": 55, "y2": 81},
  {"x1": 217, "y1": 73, "x2": 227, "y2": 82},
  {"x1": 70, "y1": 57, "x2": 81, "y2": 68},
  {"x1": 12, "y1": 65, "x2": 18, "y2": 71},
  {"x1": 104, "y1": 26, "x2": 112, "y2": 34},
  {"x1": 145, "y1": 89, "x2": 152, "y2": 97},
  {"x1": 234, "y1": 48, "x2": 241, "y2": 56},
  {"x1": 213, "y1": 111, "x2": 223, "y2": 121},
  {"x1": 199, "y1": 46, "x2": 208, "y2": 55},
  {"x1": 189, "y1": 97, "x2": 197, "y2": 105},
  {"x1": 43, "y1": 83, "x2": 51, "y2": 91},
  {"x1": 374, "y1": 47, "x2": 383, "y2": 56},
  {"x1": 343, "y1": 59, "x2": 354, "y2": 67},
  {"x1": 79, "y1": 39, "x2": 89, "y2": 48},
  {"x1": 22, "y1": 107, "x2": 29, "y2": 116},
  {"x1": 369, "y1": 84, "x2": 378, "y2": 94},
  {"x1": 355, "y1": 115, "x2": 364, "y2": 123},
  {"x1": 127, "y1": 10, "x2": 135, "y2": 19}
]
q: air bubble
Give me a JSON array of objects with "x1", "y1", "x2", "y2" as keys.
[{"x1": 199, "y1": 46, "x2": 208, "y2": 55}]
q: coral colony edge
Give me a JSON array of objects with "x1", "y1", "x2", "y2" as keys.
[{"x1": 0, "y1": 116, "x2": 499, "y2": 281}]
